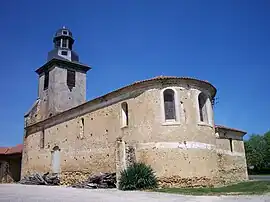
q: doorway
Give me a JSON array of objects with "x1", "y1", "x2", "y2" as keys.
[{"x1": 51, "y1": 146, "x2": 60, "y2": 174}]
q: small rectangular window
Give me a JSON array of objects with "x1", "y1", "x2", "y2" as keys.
[
  {"x1": 40, "y1": 129, "x2": 45, "y2": 149},
  {"x1": 62, "y1": 31, "x2": 68, "y2": 35},
  {"x1": 61, "y1": 51, "x2": 68, "y2": 56},
  {"x1": 44, "y1": 71, "x2": 49, "y2": 90},
  {"x1": 67, "y1": 70, "x2": 75, "y2": 88}
]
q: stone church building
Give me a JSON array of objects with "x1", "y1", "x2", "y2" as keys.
[{"x1": 22, "y1": 27, "x2": 248, "y2": 187}]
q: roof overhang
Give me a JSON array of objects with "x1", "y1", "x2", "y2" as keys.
[
  {"x1": 0, "y1": 144, "x2": 23, "y2": 155},
  {"x1": 215, "y1": 125, "x2": 247, "y2": 139},
  {"x1": 35, "y1": 58, "x2": 91, "y2": 75}
]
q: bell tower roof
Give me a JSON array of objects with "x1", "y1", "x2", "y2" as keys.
[
  {"x1": 55, "y1": 26, "x2": 73, "y2": 37},
  {"x1": 47, "y1": 26, "x2": 79, "y2": 62},
  {"x1": 37, "y1": 27, "x2": 91, "y2": 75},
  {"x1": 53, "y1": 27, "x2": 74, "y2": 43}
]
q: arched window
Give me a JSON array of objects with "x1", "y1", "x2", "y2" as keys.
[
  {"x1": 121, "y1": 102, "x2": 128, "y2": 127},
  {"x1": 198, "y1": 93, "x2": 208, "y2": 123},
  {"x1": 163, "y1": 89, "x2": 176, "y2": 121}
]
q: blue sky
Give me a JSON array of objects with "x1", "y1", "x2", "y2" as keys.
[{"x1": 0, "y1": 0, "x2": 269, "y2": 146}]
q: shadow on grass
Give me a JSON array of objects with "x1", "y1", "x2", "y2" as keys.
[{"x1": 153, "y1": 181, "x2": 270, "y2": 196}]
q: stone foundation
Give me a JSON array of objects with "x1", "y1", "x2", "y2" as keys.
[
  {"x1": 60, "y1": 171, "x2": 92, "y2": 186},
  {"x1": 216, "y1": 153, "x2": 248, "y2": 185},
  {"x1": 217, "y1": 167, "x2": 248, "y2": 185},
  {"x1": 157, "y1": 176, "x2": 214, "y2": 188}
]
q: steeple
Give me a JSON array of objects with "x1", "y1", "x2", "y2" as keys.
[
  {"x1": 31, "y1": 27, "x2": 91, "y2": 120},
  {"x1": 47, "y1": 26, "x2": 79, "y2": 62}
]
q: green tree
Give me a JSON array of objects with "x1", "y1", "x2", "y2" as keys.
[
  {"x1": 245, "y1": 134, "x2": 267, "y2": 170},
  {"x1": 263, "y1": 131, "x2": 270, "y2": 166}
]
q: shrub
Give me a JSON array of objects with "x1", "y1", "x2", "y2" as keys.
[{"x1": 119, "y1": 162, "x2": 158, "y2": 190}]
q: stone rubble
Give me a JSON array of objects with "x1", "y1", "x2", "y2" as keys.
[
  {"x1": 19, "y1": 172, "x2": 60, "y2": 186},
  {"x1": 70, "y1": 172, "x2": 116, "y2": 189}
]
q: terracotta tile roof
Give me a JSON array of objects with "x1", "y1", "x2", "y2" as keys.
[
  {"x1": 131, "y1": 75, "x2": 214, "y2": 88},
  {"x1": 0, "y1": 144, "x2": 23, "y2": 155},
  {"x1": 0, "y1": 147, "x2": 9, "y2": 154},
  {"x1": 215, "y1": 125, "x2": 247, "y2": 134},
  {"x1": 111, "y1": 75, "x2": 217, "y2": 98}
]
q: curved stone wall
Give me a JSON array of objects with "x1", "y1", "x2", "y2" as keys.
[{"x1": 118, "y1": 81, "x2": 217, "y2": 187}]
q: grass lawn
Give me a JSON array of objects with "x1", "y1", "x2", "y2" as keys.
[{"x1": 153, "y1": 181, "x2": 270, "y2": 195}]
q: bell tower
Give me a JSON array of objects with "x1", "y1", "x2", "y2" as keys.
[{"x1": 34, "y1": 27, "x2": 91, "y2": 120}]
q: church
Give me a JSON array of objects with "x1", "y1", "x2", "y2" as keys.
[{"x1": 22, "y1": 27, "x2": 248, "y2": 187}]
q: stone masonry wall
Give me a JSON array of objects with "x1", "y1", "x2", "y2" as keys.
[
  {"x1": 134, "y1": 142, "x2": 218, "y2": 188},
  {"x1": 216, "y1": 138, "x2": 248, "y2": 185},
  {"x1": 22, "y1": 79, "x2": 247, "y2": 187},
  {"x1": 22, "y1": 106, "x2": 119, "y2": 182},
  {"x1": 38, "y1": 66, "x2": 87, "y2": 120}
]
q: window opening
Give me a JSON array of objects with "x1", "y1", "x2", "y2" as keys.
[
  {"x1": 67, "y1": 70, "x2": 75, "y2": 88},
  {"x1": 79, "y1": 118, "x2": 84, "y2": 139},
  {"x1": 44, "y1": 71, "x2": 49, "y2": 90},
  {"x1": 229, "y1": 138, "x2": 233, "y2": 152},
  {"x1": 198, "y1": 93, "x2": 208, "y2": 123},
  {"x1": 62, "y1": 39, "x2": 67, "y2": 48},
  {"x1": 61, "y1": 51, "x2": 68, "y2": 56},
  {"x1": 163, "y1": 89, "x2": 176, "y2": 120},
  {"x1": 40, "y1": 129, "x2": 45, "y2": 149},
  {"x1": 121, "y1": 102, "x2": 128, "y2": 127}
]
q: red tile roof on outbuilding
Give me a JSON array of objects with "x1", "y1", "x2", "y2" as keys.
[
  {"x1": 0, "y1": 144, "x2": 23, "y2": 155},
  {"x1": 215, "y1": 125, "x2": 247, "y2": 134},
  {"x1": 0, "y1": 147, "x2": 9, "y2": 154}
]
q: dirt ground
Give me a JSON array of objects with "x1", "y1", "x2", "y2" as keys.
[{"x1": 0, "y1": 184, "x2": 269, "y2": 202}]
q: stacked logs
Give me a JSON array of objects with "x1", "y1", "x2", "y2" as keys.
[
  {"x1": 19, "y1": 172, "x2": 116, "y2": 189},
  {"x1": 19, "y1": 172, "x2": 60, "y2": 186},
  {"x1": 60, "y1": 171, "x2": 90, "y2": 186},
  {"x1": 70, "y1": 172, "x2": 116, "y2": 189}
]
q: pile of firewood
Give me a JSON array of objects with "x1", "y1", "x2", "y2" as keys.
[
  {"x1": 19, "y1": 172, "x2": 60, "y2": 186},
  {"x1": 71, "y1": 172, "x2": 116, "y2": 189}
]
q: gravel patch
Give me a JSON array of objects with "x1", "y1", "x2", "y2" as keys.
[{"x1": 0, "y1": 184, "x2": 269, "y2": 202}]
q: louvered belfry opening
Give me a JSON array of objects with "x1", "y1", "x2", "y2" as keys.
[{"x1": 67, "y1": 69, "x2": 76, "y2": 88}]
